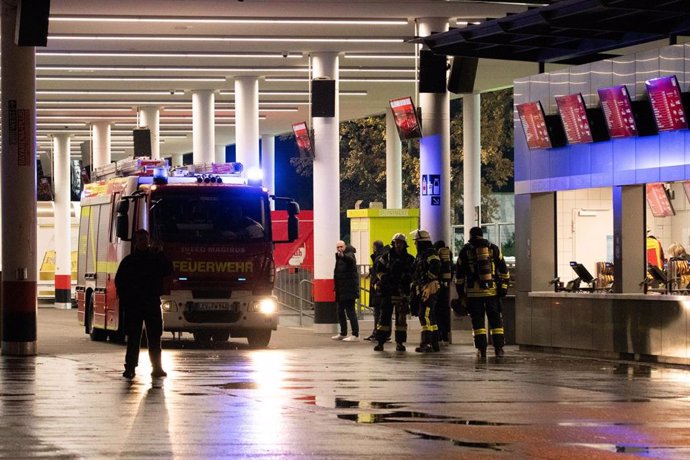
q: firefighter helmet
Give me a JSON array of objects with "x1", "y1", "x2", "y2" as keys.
[
  {"x1": 411, "y1": 229, "x2": 431, "y2": 242},
  {"x1": 392, "y1": 232, "x2": 408, "y2": 247}
]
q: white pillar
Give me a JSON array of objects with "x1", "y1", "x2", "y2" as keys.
[
  {"x1": 172, "y1": 153, "x2": 184, "y2": 167},
  {"x1": 311, "y1": 52, "x2": 340, "y2": 333},
  {"x1": 463, "y1": 93, "x2": 481, "y2": 240},
  {"x1": 235, "y1": 76, "x2": 260, "y2": 172},
  {"x1": 215, "y1": 144, "x2": 226, "y2": 164},
  {"x1": 261, "y1": 134, "x2": 276, "y2": 208},
  {"x1": 91, "y1": 121, "x2": 111, "y2": 168},
  {"x1": 1, "y1": 0, "x2": 38, "y2": 355},
  {"x1": 192, "y1": 90, "x2": 215, "y2": 164},
  {"x1": 385, "y1": 109, "x2": 403, "y2": 208},
  {"x1": 52, "y1": 134, "x2": 72, "y2": 309},
  {"x1": 418, "y1": 18, "x2": 451, "y2": 246},
  {"x1": 138, "y1": 106, "x2": 160, "y2": 160}
]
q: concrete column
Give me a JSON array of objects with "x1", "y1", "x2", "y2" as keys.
[
  {"x1": 91, "y1": 121, "x2": 111, "y2": 168},
  {"x1": 52, "y1": 134, "x2": 72, "y2": 309},
  {"x1": 172, "y1": 153, "x2": 184, "y2": 167},
  {"x1": 235, "y1": 76, "x2": 260, "y2": 173},
  {"x1": 311, "y1": 52, "x2": 340, "y2": 333},
  {"x1": 385, "y1": 109, "x2": 402, "y2": 209},
  {"x1": 192, "y1": 90, "x2": 215, "y2": 164},
  {"x1": 613, "y1": 185, "x2": 646, "y2": 293},
  {"x1": 418, "y1": 18, "x2": 451, "y2": 245},
  {"x1": 261, "y1": 134, "x2": 276, "y2": 209},
  {"x1": 138, "y1": 106, "x2": 160, "y2": 160},
  {"x1": 215, "y1": 145, "x2": 226, "y2": 164},
  {"x1": 1, "y1": 0, "x2": 38, "y2": 355},
  {"x1": 463, "y1": 93, "x2": 481, "y2": 240}
]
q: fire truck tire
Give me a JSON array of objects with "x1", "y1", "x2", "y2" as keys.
[
  {"x1": 247, "y1": 330, "x2": 271, "y2": 348},
  {"x1": 211, "y1": 330, "x2": 230, "y2": 342},
  {"x1": 87, "y1": 298, "x2": 107, "y2": 342}
]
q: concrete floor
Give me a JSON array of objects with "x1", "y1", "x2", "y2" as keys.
[{"x1": 2, "y1": 308, "x2": 690, "y2": 459}]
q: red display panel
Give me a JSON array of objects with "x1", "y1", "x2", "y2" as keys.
[
  {"x1": 645, "y1": 75, "x2": 688, "y2": 132},
  {"x1": 555, "y1": 93, "x2": 593, "y2": 144},
  {"x1": 292, "y1": 122, "x2": 314, "y2": 158},
  {"x1": 597, "y1": 85, "x2": 638, "y2": 138},
  {"x1": 389, "y1": 97, "x2": 422, "y2": 140},
  {"x1": 646, "y1": 183, "x2": 675, "y2": 218},
  {"x1": 516, "y1": 101, "x2": 552, "y2": 150}
]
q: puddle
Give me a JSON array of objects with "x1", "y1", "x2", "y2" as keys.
[
  {"x1": 405, "y1": 430, "x2": 506, "y2": 451},
  {"x1": 571, "y1": 443, "x2": 690, "y2": 458},
  {"x1": 335, "y1": 398, "x2": 403, "y2": 409},
  {"x1": 338, "y1": 410, "x2": 512, "y2": 425},
  {"x1": 212, "y1": 382, "x2": 259, "y2": 390}
]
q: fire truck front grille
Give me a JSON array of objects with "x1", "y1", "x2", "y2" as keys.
[
  {"x1": 184, "y1": 310, "x2": 242, "y2": 323},
  {"x1": 192, "y1": 289, "x2": 232, "y2": 299}
]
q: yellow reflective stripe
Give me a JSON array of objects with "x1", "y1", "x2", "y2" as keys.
[
  {"x1": 429, "y1": 325, "x2": 438, "y2": 331},
  {"x1": 473, "y1": 328, "x2": 487, "y2": 335},
  {"x1": 490, "y1": 328, "x2": 504, "y2": 335},
  {"x1": 376, "y1": 325, "x2": 391, "y2": 331}
]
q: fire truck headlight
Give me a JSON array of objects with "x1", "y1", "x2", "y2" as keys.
[
  {"x1": 161, "y1": 300, "x2": 176, "y2": 312},
  {"x1": 258, "y1": 298, "x2": 277, "y2": 315}
]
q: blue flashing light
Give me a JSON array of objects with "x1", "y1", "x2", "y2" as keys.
[
  {"x1": 247, "y1": 167, "x2": 263, "y2": 182},
  {"x1": 178, "y1": 277, "x2": 188, "y2": 281},
  {"x1": 238, "y1": 277, "x2": 247, "y2": 281},
  {"x1": 153, "y1": 166, "x2": 168, "y2": 184}
]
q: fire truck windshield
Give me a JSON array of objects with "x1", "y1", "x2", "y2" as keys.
[{"x1": 150, "y1": 189, "x2": 268, "y2": 243}]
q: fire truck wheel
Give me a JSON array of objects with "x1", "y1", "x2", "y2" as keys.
[
  {"x1": 87, "y1": 297, "x2": 107, "y2": 342},
  {"x1": 211, "y1": 330, "x2": 230, "y2": 342},
  {"x1": 247, "y1": 330, "x2": 271, "y2": 348}
]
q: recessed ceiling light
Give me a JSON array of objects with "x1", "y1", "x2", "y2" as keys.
[
  {"x1": 49, "y1": 34, "x2": 406, "y2": 44},
  {"x1": 50, "y1": 15, "x2": 408, "y2": 26}
]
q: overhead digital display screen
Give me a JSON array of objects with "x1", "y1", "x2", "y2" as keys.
[
  {"x1": 555, "y1": 93, "x2": 593, "y2": 144},
  {"x1": 292, "y1": 121, "x2": 314, "y2": 158},
  {"x1": 645, "y1": 75, "x2": 688, "y2": 132},
  {"x1": 389, "y1": 96, "x2": 422, "y2": 140},
  {"x1": 646, "y1": 183, "x2": 675, "y2": 218},
  {"x1": 597, "y1": 85, "x2": 638, "y2": 138},
  {"x1": 516, "y1": 101, "x2": 552, "y2": 150}
]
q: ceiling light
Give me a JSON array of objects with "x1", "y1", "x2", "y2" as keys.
[
  {"x1": 50, "y1": 15, "x2": 408, "y2": 26},
  {"x1": 345, "y1": 54, "x2": 415, "y2": 59},
  {"x1": 38, "y1": 50, "x2": 304, "y2": 59},
  {"x1": 38, "y1": 90, "x2": 186, "y2": 96},
  {"x1": 49, "y1": 34, "x2": 406, "y2": 44},
  {"x1": 265, "y1": 76, "x2": 415, "y2": 83},
  {"x1": 37, "y1": 76, "x2": 226, "y2": 82}
]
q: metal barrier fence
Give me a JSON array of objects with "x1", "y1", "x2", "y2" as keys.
[{"x1": 274, "y1": 265, "x2": 374, "y2": 326}]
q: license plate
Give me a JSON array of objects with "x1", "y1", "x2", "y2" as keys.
[{"x1": 194, "y1": 302, "x2": 232, "y2": 311}]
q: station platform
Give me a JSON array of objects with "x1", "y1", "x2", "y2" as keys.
[{"x1": 1, "y1": 308, "x2": 690, "y2": 458}]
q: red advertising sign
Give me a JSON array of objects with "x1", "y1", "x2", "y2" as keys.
[
  {"x1": 646, "y1": 183, "x2": 675, "y2": 217},
  {"x1": 292, "y1": 122, "x2": 314, "y2": 158},
  {"x1": 645, "y1": 75, "x2": 688, "y2": 132},
  {"x1": 555, "y1": 93, "x2": 593, "y2": 144},
  {"x1": 389, "y1": 96, "x2": 422, "y2": 140},
  {"x1": 597, "y1": 85, "x2": 638, "y2": 138},
  {"x1": 516, "y1": 101, "x2": 551, "y2": 149}
]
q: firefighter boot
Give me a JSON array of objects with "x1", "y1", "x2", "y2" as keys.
[
  {"x1": 431, "y1": 331, "x2": 440, "y2": 352},
  {"x1": 415, "y1": 332, "x2": 432, "y2": 353},
  {"x1": 396, "y1": 343, "x2": 406, "y2": 352},
  {"x1": 122, "y1": 365, "x2": 135, "y2": 380},
  {"x1": 374, "y1": 341, "x2": 384, "y2": 352}
]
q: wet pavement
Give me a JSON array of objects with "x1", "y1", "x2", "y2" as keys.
[{"x1": 2, "y1": 309, "x2": 690, "y2": 458}]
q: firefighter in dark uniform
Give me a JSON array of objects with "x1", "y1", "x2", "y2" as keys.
[
  {"x1": 410, "y1": 229, "x2": 441, "y2": 353},
  {"x1": 365, "y1": 240, "x2": 388, "y2": 341},
  {"x1": 455, "y1": 226, "x2": 510, "y2": 358},
  {"x1": 116, "y1": 229, "x2": 173, "y2": 379},
  {"x1": 373, "y1": 233, "x2": 415, "y2": 352},
  {"x1": 433, "y1": 240, "x2": 453, "y2": 345}
]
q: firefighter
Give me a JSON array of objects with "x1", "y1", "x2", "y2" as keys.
[
  {"x1": 410, "y1": 229, "x2": 441, "y2": 353},
  {"x1": 455, "y1": 226, "x2": 510, "y2": 359},
  {"x1": 115, "y1": 229, "x2": 173, "y2": 379},
  {"x1": 433, "y1": 240, "x2": 453, "y2": 345},
  {"x1": 373, "y1": 233, "x2": 415, "y2": 352},
  {"x1": 365, "y1": 240, "x2": 388, "y2": 341}
]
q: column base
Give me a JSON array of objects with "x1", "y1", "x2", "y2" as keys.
[
  {"x1": 2, "y1": 341, "x2": 37, "y2": 356},
  {"x1": 314, "y1": 300, "x2": 338, "y2": 334},
  {"x1": 54, "y1": 302, "x2": 72, "y2": 310}
]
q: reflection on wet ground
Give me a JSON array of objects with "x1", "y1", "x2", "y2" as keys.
[{"x1": 4, "y1": 310, "x2": 690, "y2": 458}]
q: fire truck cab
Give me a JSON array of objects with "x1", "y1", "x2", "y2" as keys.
[{"x1": 76, "y1": 159, "x2": 298, "y2": 347}]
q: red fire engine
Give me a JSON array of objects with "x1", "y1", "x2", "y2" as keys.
[{"x1": 76, "y1": 159, "x2": 299, "y2": 347}]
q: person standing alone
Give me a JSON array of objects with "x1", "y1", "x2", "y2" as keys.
[
  {"x1": 455, "y1": 227, "x2": 510, "y2": 358},
  {"x1": 116, "y1": 229, "x2": 173, "y2": 379},
  {"x1": 332, "y1": 240, "x2": 360, "y2": 341}
]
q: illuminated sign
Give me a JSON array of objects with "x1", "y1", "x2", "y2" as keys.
[
  {"x1": 516, "y1": 101, "x2": 552, "y2": 149},
  {"x1": 597, "y1": 85, "x2": 638, "y2": 138},
  {"x1": 555, "y1": 93, "x2": 593, "y2": 144},
  {"x1": 645, "y1": 75, "x2": 688, "y2": 132}
]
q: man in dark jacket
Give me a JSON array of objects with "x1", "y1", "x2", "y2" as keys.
[
  {"x1": 115, "y1": 229, "x2": 173, "y2": 379},
  {"x1": 365, "y1": 240, "x2": 387, "y2": 341},
  {"x1": 332, "y1": 240, "x2": 360, "y2": 341},
  {"x1": 455, "y1": 226, "x2": 510, "y2": 359}
]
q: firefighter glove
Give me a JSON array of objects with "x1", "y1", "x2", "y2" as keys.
[{"x1": 421, "y1": 280, "x2": 440, "y2": 301}]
